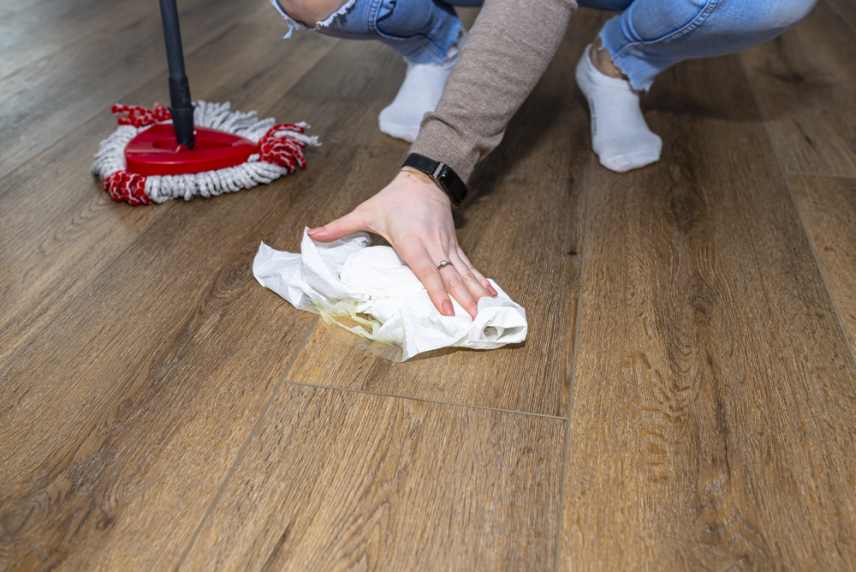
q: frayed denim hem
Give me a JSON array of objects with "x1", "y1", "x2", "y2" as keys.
[
  {"x1": 317, "y1": 0, "x2": 358, "y2": 29},
  {"x1": 270, "y1": 0, "x2": 358, "y2": 38}
]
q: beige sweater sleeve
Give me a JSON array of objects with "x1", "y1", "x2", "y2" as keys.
[{"x1": 410, "y1": 0, "x2": 577, "y2": 183}]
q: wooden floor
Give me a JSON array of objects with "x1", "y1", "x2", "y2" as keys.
[{"x1": 2, "y1": 1, "x2": 856, "y2": 570}]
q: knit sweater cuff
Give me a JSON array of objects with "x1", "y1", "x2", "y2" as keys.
[{"x1": 409, "y1": 116, "x2": 480, "y2": 185}]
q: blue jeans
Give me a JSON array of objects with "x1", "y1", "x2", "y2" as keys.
[{"x1": 272, "y1": 0, "x2": 816, "y2": 89}]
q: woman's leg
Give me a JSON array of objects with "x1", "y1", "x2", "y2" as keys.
[
  {"x1": 271, "y1": 0, "x2": 475, "y2": 141},
  {"x1": 576, "y1": 0, "x2": 817, "y2": 172},
  {"x1": 273, "y1": 0, "x2": 467, "y2": 63},
  {"x1": 596, "y1": 0, "x2": 817, "y2": 90}
]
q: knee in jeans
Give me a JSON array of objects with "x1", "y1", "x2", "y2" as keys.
[
  {"x1": 276, "y1": 0, "x2": 348, "y2": 26},
  {"x1": 628, "y1": 0, "x2": 714, "y2": 41},
  {"x1": 755, "y1": 0, "x2": 816, "y2": 32},
  {"x1": 628, "y1": 0, "x2": 816, "y2": 42},
  {"x1": 375, "y1": 0, "x2": 442, "y2": 39}
]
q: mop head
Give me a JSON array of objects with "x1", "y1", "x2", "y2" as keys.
[{"x1": 92, "y1": 102, "x2": 319, "y2": 205}]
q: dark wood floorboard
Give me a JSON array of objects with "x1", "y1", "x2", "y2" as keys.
[
  {"x1": 0, "y1": 15, "x2": 336, "y2": 364},
  {"x1": 788, "y1": 175, "x2": 856, "y2": 358},
  {"x1": 0, "y1": 0, "x2": 138, "y2": 81},
  {"x1": 0, "y1": 0, "x2": 254, "y2": 181},
  {"x1": 0, "y1": 31, "x2": 388, "y2": 572},
  {"x1": 741, "y1": 0, "x2": 856, "y2": 177},
  {"x1": 561, "y1": 54, "x2": 856, "y2": 570},
  {"x1": 179, "y1": 385, "x2": 565, "y2": 571},
  {"x1": 1, "y1": 2, "x2": 855, "y2": 571},
  {"x1": 826, "y1": 0, "x2": 856, "y2": 34}
]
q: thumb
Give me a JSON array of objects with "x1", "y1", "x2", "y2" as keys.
[{"x1": 308, "y1": 211, "x2": 366, "y2": 242}]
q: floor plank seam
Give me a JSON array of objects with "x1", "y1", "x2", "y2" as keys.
[
  {"x1": 552, "y1": 176, "x2": 591, "y2": 571},
  {"x1": 554, "y1": 417, "x2": 571, "y2": 571},
  {"x1": 172, "y1": 379, "x2": 282, "y2": 571},
  {"x1": 764, "y1": 171, "x2": 856, "y2": 181},
  {"x1": 168, "y1": 312, "x2": 325, "y2": 569},
  {"x1": 742, "y1": 59, "x2": 856, "y2": 373},
  {"x1": 784, "y1": 179, "x2": 856, "y2": 372},
  {"x1": 782, "y1": 172, "x2": 856, "y2": 182},
  {"x1": 281, "y1": 378, "x2": 567, "y2": 421}
]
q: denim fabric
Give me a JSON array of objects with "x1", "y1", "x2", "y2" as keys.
[
  {"x1": 272, "y1": 0, "x2": 815, "y2": 85},
  {"x1": 594, "y1": 0, "x2": 816, "y2": 89},
  {"x1": 271, "y1": 0, "x2": 473, "y2": 63}
]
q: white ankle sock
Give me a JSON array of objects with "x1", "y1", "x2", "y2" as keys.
[
  {"x1": 575, "y1": 44, "x2": 662, "y2": 173},
  {"x1": 378, "y1": 44, "x2": 461, "y2": 143}
]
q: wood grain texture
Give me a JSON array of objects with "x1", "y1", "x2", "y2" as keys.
[
  {"x1": 0, "y1": 0, "x2": 251, "y2": 180},
  {"x1": 0, "y1": 0, "x2": 139, "y2": 80},
  {"x1": 825, "y1": 0, "x2": 856, "y2": 34},
  {"x1": 788, "y1": 175, "x2": 856, "y2": 357},
  {"x1": 741, "y1": 0, "x2": 856, "y2": 177},
  {"x1": 2, "y1": 1, "x2": 855, "y2": 570},
  {"x1": 283, "y1": 12, "x2": 604, "y2": 416},
  {"x1": 0, "y1": 27, "x2": 398, "y2": 572},
  {"x1": 561, "y1": 55, "x2": 856, "y2": 570},
  {"x1": 0, "y1": 14, "x2": 336, "y2": 365},
  {"x1": 180, "y1": 384, "x2": 565, "y2": 571}
]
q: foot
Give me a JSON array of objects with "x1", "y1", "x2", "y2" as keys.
[
  {"x1": 378, "y1": 43, "x2": 462, "y2": 143},
  {"x1": 575, "y1": 43, "x2": 662, "y2": 173}
]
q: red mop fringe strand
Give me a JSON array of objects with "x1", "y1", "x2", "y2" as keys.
[
  {"x1": 259, "y1": 124, "x2": 309, "y2": 173},
  {"x1": 100, "y1": 108, "x2": 311, "y2": 205},
  {"x1": 104, "y1": 171, "x2": 151, "y2": 206},
  {"x1": 112, "y1": 103, "x2": 172, "y2": 127}
]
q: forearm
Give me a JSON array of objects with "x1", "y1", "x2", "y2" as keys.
[{"x1": 410, "y1": 0, "x2": 576, "y2": 183}]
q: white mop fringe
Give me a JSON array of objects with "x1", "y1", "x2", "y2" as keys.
[{"x1": 92, "y1": 101, "x2": 320, "y2": 205}]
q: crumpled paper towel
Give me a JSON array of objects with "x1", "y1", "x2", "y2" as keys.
[{"x1": 252, "y1": 229, "x2": 528, "y2": 361}]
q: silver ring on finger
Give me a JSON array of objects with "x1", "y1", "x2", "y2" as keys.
[{"x1": 436, "y1": 259, "x2": 453, "y2": 270}]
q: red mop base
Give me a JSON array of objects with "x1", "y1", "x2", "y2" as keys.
[
  {"x1": 93, "y1": 103, "x2": 317, "y2": 206},
  {"x1": 125, "y1": 123, "x2": 258, "y2": 176}
]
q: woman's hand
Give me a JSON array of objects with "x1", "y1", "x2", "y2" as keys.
[{"x1": 308, "y1": 169, "x2": 497, "y2": 318}]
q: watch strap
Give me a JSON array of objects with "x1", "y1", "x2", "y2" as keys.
[{"x1": 402, "y1": 153, "x2": 468, "y2": 206}]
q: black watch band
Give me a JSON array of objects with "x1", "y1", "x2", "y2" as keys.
[{"x1": 402, "y1": 153, "x2": 468, "y2": 206}]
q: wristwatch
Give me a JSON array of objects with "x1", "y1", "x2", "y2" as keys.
[{"x1": 402, "y1": 153, "x2": 468, "y2": 206}]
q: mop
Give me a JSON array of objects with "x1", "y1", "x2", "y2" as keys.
[{"x1": 92, "y1": 0, "x2": 318, "y2": 206}]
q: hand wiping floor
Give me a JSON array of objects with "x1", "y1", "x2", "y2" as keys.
[{"x1": 252, "y1": 230, "x2": 528, "y2": 361}]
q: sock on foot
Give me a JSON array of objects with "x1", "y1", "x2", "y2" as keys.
[
  {"x1": 378, "y1": 42, "x2": 462, "y2": 143},
  {"x1": 575, "y1": 44, "x2": 662, "y2": 173}
]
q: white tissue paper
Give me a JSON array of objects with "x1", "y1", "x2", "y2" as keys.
[{"x1": 252, "y1": 229, "x2": 528, "y2": 361}]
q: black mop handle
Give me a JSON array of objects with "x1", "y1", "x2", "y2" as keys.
[{"x1": 159, "y1": 0, "x2": 195, "y2": 148}]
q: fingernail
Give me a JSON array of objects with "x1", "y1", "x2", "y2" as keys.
[
  {"x1": 308, "y1": 227, "x2": 320, "y2": 236},
  {"x1": 442, "y1": 301, "x2": 454, "y2": 316}
]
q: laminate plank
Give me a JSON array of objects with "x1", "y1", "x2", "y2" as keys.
[
  {"x1": 789, "y1": 175, "x2": 856, "y2": 357},
  {"x1": 741, "y1": 1, "x2": 856, "y2": 177},
  {"x1": 0, "y1": 39, "x2": 412, "y2": 570},
  {"x1": 0, "y1": 0, "x2": 254, "y2": 180},
  {"x1": 0, "y1": 0, "x2": 139, "y2": 80},
  {"x1": 180, "y1": 385, "x2": 565, "y2": 571},
  {"x1": 0, "y1": 17, "x2": 337, "y2": 364},
  {"x1": 281, "y1": 12, "x2": 611, "y2": 416},
  {"x1": 561, "y1": 55, "x2": 856, "y2": 570},
  {"x1": 825, "y1": 0, "x2": 856, "y2": 34}
]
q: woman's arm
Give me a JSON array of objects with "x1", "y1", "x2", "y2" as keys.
[
  {"x1": 310, "y1": 0, "x2": 577, "y2": 317},
  {"x1": 412, "y1": 0, "x2": 576, "y2": 183}
]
